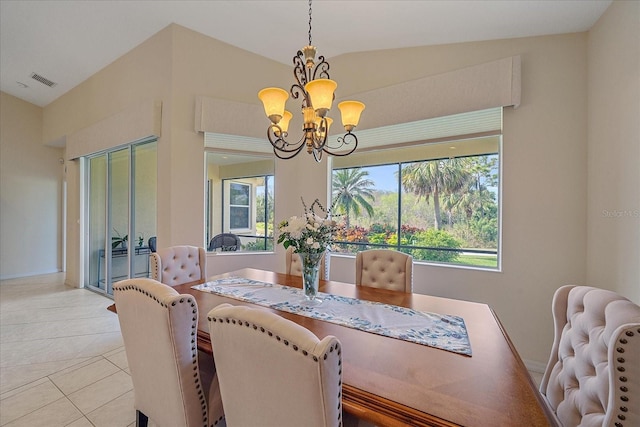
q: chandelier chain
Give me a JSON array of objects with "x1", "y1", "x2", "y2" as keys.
[{"x1": 308, "y1": 0, "x2": 313, "y2": 46}]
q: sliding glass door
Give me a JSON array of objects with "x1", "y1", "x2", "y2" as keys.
[{"x1": 85, "y1": 139, "x2": 157, "y2": 296}]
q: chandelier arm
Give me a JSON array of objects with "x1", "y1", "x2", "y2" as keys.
[
  {"x1": 292, "y1": 51, "x2": 308, "y2": 89},
  {"x1": 322, "y1": 132, "x2": 359, "y2": 157},
  {"x1": 266, "y1": 125, "x2": 307, "y2": 153},
  {"x1": 290, "y1": 84, "x2": 310, "y2": 108},
  {"x1": 311, "y1": 55, "x2": 330, "y2": 81},
  {"x1": 312, "y1": 116, "x2": 329, "y2": 151},
  {"x1": 312, "y1": 148, "x2": 323, "y2": 162},
  {"x1": 266, "y1": 125, "x2": 314, "y2": 159},
  {"x1": 273, "y1": 143, "x2": 307, "y2": 160}
]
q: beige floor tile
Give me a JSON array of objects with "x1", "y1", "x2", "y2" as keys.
[
  {"x1": 1, "y1": 315, "x2": 120, "y2": 343},
  {"x1": 0, "y1": 377, "x2": 48, "y2": 401},
  {"x1": 104, "y1": 348, "x2": 128, "y2": 370},
  {"x1": 0, "y1": 357, "x2": 93, "y2": 394},
  {"x1": 1, "y1": 332, "x2": 123, "y2": 368},
  {"x1": 2, "y1": 397, "x2": 83, "y2": 427},
  {"x1": 102, "y1": 346, "x2": 125, "y2": 359},
  {"x1": 0, "y1": 378, "x2": 64, "y2": 425},
  {"x1": 65, "y1": 417, "x2": 95, "y2": 427},
  {"x1": 50, "y1": 358, "x2": 120, "y2": 395},
  {"x1": 86, "y1": 390, "x2": 136, "y2": 427},
  {"x1": 0, "y1": 304, "x2": 114, "y2": 326},
  {"x1": 67, "y1": 370, "x2": 132, "y2": 414}
]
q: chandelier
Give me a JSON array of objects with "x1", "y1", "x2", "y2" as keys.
[{"x1": 258, "y1": 0, "x2": 365, "y2": 162}]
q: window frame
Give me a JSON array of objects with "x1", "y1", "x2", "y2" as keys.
[
  {"x1": 219, "y1": 174, "x2": 275, "y2": 252},
  {"x1": 331, "y1": 140, "x2": 501, "y2": 271},
  {"x1": 228, "y1": 181, "x2": 251, "y2": 231}
]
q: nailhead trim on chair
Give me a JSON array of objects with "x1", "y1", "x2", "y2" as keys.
[
  {"x1": 114, "y1": 283, "x2": 209, "y2": 427},
  {"x1": 613, "y1": 327, "x2": 639, "y2": 427},
  {"x1": 208, "y1": 315, "x2": 343, "y2": 425}
]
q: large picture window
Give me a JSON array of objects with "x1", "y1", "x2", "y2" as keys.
[{"x1": 331, "y1": 137, "x2": 500, "y2": 269}]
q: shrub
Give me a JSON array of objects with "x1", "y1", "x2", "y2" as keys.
[
  {"x1": 242, "y1": 239, "x2": 273, "y2": 251},
  {"x1": 411, "y1": 229, "x2": 461, "y2": 263},
  {"x1": 367, "y1": 232, "x2": 388, "y2": 245},
  {"x1": 335, "y1": 225, "x2": 369, "y2": 243}
]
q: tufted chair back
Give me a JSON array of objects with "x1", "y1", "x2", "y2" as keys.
[
  {"x1": 540, "y1": 285, "x2": 640, "y2": 427},
  {"x1": 207, "y1": 303, "x2": 342, "y2": 427},
  {"x1": 113, "y1": 278, "x2": 224, "y2": 427},
  {"x1": 355, "y1": 249, "x2": 413, "y2": 292},
  {"x1": 150, "y1": 245, "x2": 206, "y2": 287},
  {"x1": 285, "y1": 246, "x2": 326, "y2": 280}
]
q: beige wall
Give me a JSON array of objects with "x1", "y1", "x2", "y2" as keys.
[
  {"x1": 7, "y1": 1, "x2": 632, "y2": 368},
  {"x1": 0, "y1": 92, "x2": 64, "y2": 278},
  {"x1": 328, "y1": 33, "x2": 589, "y2": 367},
  {"x1": 587, "y1": 0, "x2": 640, "y2": 303}
]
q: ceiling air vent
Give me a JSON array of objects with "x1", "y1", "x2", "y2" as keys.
[{"x1": 30, "y1": 72, "x2": 57, "y2": 88}]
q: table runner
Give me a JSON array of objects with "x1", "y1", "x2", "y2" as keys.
[{"x1": 193, "y1": 276, "x2": 471, "y2": 356}]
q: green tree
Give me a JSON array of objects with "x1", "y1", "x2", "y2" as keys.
[
  {"x1": 401, "y1": 158, "x2": 472, "y2": 230},
  {"x1": 441, "y1": 156, "x2": 498, "y2": 247},
  {"x1": 332, "y1": 168, "x2": 375, "y2": 228}
]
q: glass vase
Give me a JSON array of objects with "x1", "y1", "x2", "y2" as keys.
[{"x1": 299, "y1": 251, "x2": 324, "y2": 303}]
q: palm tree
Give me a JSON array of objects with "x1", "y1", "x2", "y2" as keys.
[
  {"x1": 442, "y1": 156, "x2": 497, "y2": 222},
  {"x1": 401, "y1": 158, "x2": 471, "y2": 229},
  {"x1": 332, "y1": 168, "x2": 375, "y2": 228}
]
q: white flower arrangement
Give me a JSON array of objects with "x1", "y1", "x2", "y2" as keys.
[{"x1": 277, "y1": 198, "x2": 339, "y2": 255}]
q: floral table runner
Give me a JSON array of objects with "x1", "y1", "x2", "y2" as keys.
[{"x1": 192, "y1": 276, "x2": 471, "y2": 356}]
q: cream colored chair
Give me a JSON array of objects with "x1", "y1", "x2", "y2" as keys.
[
  {"x1": 286, "y1": 246, "x2": 327, "y2": 280},
  {"x1": 113, "y1": 278, "x2": 224, "y2": 427},
  {"x1": 150, "y1": 245, "x2": 206, "y2": 286},
  {"x1": 355, "y1": 249, "x2": 413, "y2": 292},
  {"x1": 207, "y1": 303, "x2": 343, "y2": 427},
  {"x1": 540, "y1": 285, "x2": 640, "y2": 427}
]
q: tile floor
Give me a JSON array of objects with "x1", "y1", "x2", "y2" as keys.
[
  {"x1": 1, "y1": 272, "x2": 544, "y2": 427},
  {"x1": 0, "y1": 273, "x2": 150, "y2": 427}
]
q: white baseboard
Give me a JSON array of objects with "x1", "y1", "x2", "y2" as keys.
[
  {"x1": 0, "y1": 269, "x2": 62, "y2": 281},
  {"x1": 523, "y1": 359, "x2": 547, "y2": 374}
]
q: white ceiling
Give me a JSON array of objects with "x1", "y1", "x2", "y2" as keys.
[{"x1": 1, "y1": 0, "x2": 612, "y2": 108}]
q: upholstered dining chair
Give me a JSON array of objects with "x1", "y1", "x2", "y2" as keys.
[
  {"x1": 285, "y1": 246, "x2": 327, "y2": 280},
  {"x1": 355, "y1": 249, "x2": 413, "y2": 292},
  {"x1": 539, "y1": 285, "x2": 640, "y2": 427},
  {"x1": 147, "y1": 236, "x2": 156, "y2": 253},
  {"x1": 113, "y1": 278, "x2": 224, "y2": 427},
  {"x1": 150, "y1": 245, "x2": 206, "y2": 287},
  {"x1": 207, "y1": 303, "x2": 343, "y2": 427}
]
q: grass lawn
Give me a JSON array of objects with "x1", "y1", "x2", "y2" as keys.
[{"x1": 456, "y1": 253, "x2": 498, "y2": 268}]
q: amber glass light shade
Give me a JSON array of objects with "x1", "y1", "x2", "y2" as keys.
[
  {"x1": 278, "y1": 110, "x2": 293, "y2": 134},
  {"x1": 258, "y1": 87, "x2": 289, "y2": 122},
  {"x1": 305, "y1": 79, "x2": 337, "y2": 114},
  {"x1": 315, "y1": 116, "x2": 333, "y2": 136},
  {"x1": 338, "y1": 101, "x2": 365, "y2": 129}
]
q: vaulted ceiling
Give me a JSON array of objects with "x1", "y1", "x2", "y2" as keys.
[{"x1": 1, "y1": 0, "x2": 612, "y2": 107}]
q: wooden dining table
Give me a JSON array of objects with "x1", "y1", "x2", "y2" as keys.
[{"x1": 165, "y1": 268, "x2": 556, "y2": 427}]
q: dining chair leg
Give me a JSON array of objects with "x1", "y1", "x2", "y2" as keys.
[{"x1": 136, "y1": 410, "x2": 149, "y2": 427}]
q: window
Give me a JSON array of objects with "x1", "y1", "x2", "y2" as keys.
[
  {"x1": 229, "y1": 182, "x2": 250, "y2": 230},
  {"x1": 330, "y1": 109, "x2": 501, "y2": 270},
  {"x1": 204, "y1": 143, "x2": 275, "y2": 253},
  {"x1": 220, "y1": 176, "x2": 274, "y2": 251}
]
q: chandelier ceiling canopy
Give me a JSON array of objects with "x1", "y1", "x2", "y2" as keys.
[{"x1": 258, "y1": 0, "x2": 365, "y2": 162}]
